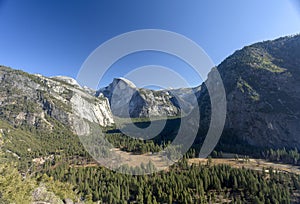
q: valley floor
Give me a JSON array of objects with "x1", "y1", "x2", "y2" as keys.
[
  {"x1": 188, "y1": 158, "x2": 300, "y2": 175},
  {"x1": 71, "y1": 148, "x2": 300, "y2": 175}
]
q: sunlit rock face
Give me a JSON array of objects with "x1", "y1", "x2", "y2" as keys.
[
  {"x1": 0, "y1": 67, "x2": 114, "y2": 134},
  {"x1": 96, "y1": 77, "x2": 198, "y2": 118}
]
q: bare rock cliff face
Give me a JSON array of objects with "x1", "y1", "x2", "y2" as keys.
[
  {"x1": 0, "y1": 67, "x2": 114, "y2": 134},
  {"x1": 97, "y1": 78, "x2": 197, "y2": 118}
]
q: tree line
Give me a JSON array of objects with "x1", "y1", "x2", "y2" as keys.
[{"x1": 40, "y1": 157, "x2": 298, "y2": 203}]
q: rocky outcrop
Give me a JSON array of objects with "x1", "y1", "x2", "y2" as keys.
[
  {"x1": 0, "y1": 67, "x2": 114, "y2": 134},
  {"x1": 96, "y1": 78, "x2": 197, "y2": 118},
  {"x1": 32, "y1": 185, "x2": 64, "y2": 204}
]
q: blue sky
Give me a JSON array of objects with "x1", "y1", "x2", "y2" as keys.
[{"x1": 0, "y1": 0, "x2": 299, "y2": 88}]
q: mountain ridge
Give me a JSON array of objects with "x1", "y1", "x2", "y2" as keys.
[
  {"x1": 96, "y1": 77, "x2": 197, "y2": 118},
  {"x1": 210, "y1": 34, "x2": 300, "y2": 150}
]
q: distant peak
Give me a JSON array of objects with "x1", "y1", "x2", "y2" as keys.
[
  {"x1": 112, "y1": 77, "x2": 136, "y2": 88},
  {"x1": 51, "y1": 76, "x2": 81, "y2": 87}
]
